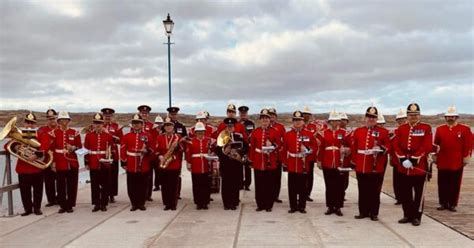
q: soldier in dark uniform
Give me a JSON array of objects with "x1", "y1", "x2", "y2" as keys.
[
  {"x1": 216, "y1": 117, "x2": 248, "y2": 210},
  {"x1": 238, "y1": 105, "x2": 254, "y2": 191}
]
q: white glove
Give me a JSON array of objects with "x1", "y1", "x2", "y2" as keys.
[
  {"x1": 402, "y1": 159, "x2": 413, "y2": 169},
  {"x1": 432, "y1": 155, "x2": 437, "y2": 163}
]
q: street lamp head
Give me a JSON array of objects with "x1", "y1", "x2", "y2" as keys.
[{"x1": 163, "y1": 13, "x2": 174, "y2": 36}]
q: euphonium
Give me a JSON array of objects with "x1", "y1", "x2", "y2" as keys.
[{"x1": 0, "y1": 117, "x2": 53, "y2": 169}]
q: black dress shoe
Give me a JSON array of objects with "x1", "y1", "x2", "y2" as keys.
[
  {"x1": 224, "y1": 207, "x2": 230, "y2": 210},
  {"x1": 306, "y1": 197, "x2": 314, "y2": 202},
  {"x1": 299, "y1": 209, "x2": 307, "y2": 214},
  {"x1": 244, "y1": 186, "x2": 251, "y2": 191},
  {"x1": 398, "y1": 217, "x2": 411, "y2": 224},
  {"x1": 335, "y1": 208, "x2": 343, "y2": 216},
  {"x1": 92, "y1": 205, "x2": 101, "y2": 212},
  {"x1": 153, "y1": 187, "x2": 160, "y2": 191},
  {"x1": 178, "y1": 196, "x2": 182, "y2": 200},
  {"x1": 266, "y1": 208, "x2": 272, "y2": 212},
  {"x1": 170, "y1": 207, "x2": 177, "y2": 211},
  {"x1": 437, "y1": 205, "x2": 447, "y2": 211},
  {"x1": 130, "y1": 206, "x2": 138, "y2": 211},
  {"x1": 34, "y1": 209, "x2": 43, "y2": 215},
  {"x1": 370, "y1": 215, "x2": 378, "y2": 221},
  {"x1": 275, "y1": 199, "x2": 283, "y2": 203},
  {"x1": 101, "y1": 206, "x2": 107, "y2": 212},
  {"x1": 202, "y1": 205, "x2": 208, "y2": 210},
  {"x1": 196, "y1": 205, "x2": 202, "y2": 210},
  {"x1": 109, "y1": 196, "x2": 115, "y2": 203},
  {"x1": 394, "y1": 201, "x2": 401, "y2": 205},
  {"x1": 230, "y1": 207, "x2": 237, "y2": 210},
  {"x1": 21, "y1": 211, "x2": 32, "y2": 216},
  {"x1": 164, "y1": 206, "x2": 171, "y2": 211},
  {"x1": 146, "y1": 197, "x2": 153, "y2": 201},
  {"x1": 412, "y1": 218, "x2": 421, "y2": 226},
  {"x1": 66, "y1": 208, "x2": 74, "y2": 213},
  {"x1": 139, "y1": 206, "x2": 146, "y2": 211},
  {"x1": 210, "y1": 198, "x2": 214, "y2": 201},
  {"x1": 448, "y1": 206, "x2": 457, "y2": 212},
  {"x1": 45, "y1": 202, "x2": 56, "y2": 207},
  {"x1": 324, "y1": 208, "x2": 333, "y2": 215},
  {"x1": 288, "y1": 209, "x2": 297, "y2": 213},
  {"x1": 58, "y1": 208, "x2": 66, "y2": 214},
  {"x1": 256, "y1": 208, "x2": 264, "y2": 212},
  {"x1": 354, "y1": 214, "x2": 367, "y2": 219}
]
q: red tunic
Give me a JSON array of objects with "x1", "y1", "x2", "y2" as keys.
[
  {"x1": 281, "y1": 128, "x2": 318, "y2": 173},
  {"x1": 434, "y1": 123, "x2": 472, "y2": 170},
  {"x1": 155, "y1": 133, "x2": 184, "y2": 171},
  {"x1": 350, "y1": 126, "x2": 390, "y2": 174},
  {"x1": 317, "y1": 128, "x2": 347, "y2": 169},
  {"x1": 185, "y1": 136, "x2": 214, "y2": 173},
  {"x1": 249, "y1": 127, "x2": 281, "y2": 171},
  {"x1": 84, "y1": 131, "x2": 113, "y2": 170},
  {"x1": 103, "y1": 122, "x2": 123, "y2": 161},
  {"x1": 393, "y1": 122, "x2": 433, "y2": 176},
  {"x1": 189, "y1": 124, "x2": 215, "y2": 139},
  {"x1": 213, "y1": 121, "x2": 248, "y2": 140},
  {"x1": 48, "y1": 128, "x2": 83, "y2": 171},
  {"x1": 341, "y1": 128, "x2": 353, "y2": 167},
  {"x1": 120, "y1": 130, "x2": 155, "y2": 173}
]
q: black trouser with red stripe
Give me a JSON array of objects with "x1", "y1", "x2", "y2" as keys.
[
  {"x1": 399, "y1": 174, "x2": 425, "y2": 220},
  {"x1": 43, "y1": 167, "x2": 57, "y2": 204},
  {"x1": 288, "y1": 172, "x2": 307, "y2": 210},
  {"x1": 392, "y1": 165, "x2": 402, "y2": 202},
  {"x1": 438, "y1": 168, "x2": 463, "y2": 207},
  {"x1": 146, "y1": 160, "x2": 158, "y2": 198},
  {"x1": 57, "y1": 168, "x2": 78, "y2": 210},
  {"x1": 192, "y1": 173, "x2": 210, "y2": 206},
  {"x1": 356, "y1": 172, "x2": 383, "y2": 217},
  {"x1": 90, "y1": 168, "x2": 109, "y2": 207},
  {"x1": 109, "y1": 160, "x2": 119, "y2": 198},
  {"x1": 274, "y1": 162, "x2": 282, "y2": 200},
  {"x1": 220, "y1": 162, "x2": 241, "y2": 208},
  {"x1": 19, "y1": 173, "x2": 43, "y2": 212},
  {"x1": 306, "y1": 162, "x2": 315, "y2": 198},
  {"x1": 254, "y1": 169, "x2": 276, "y2": 210},
  {"x1": 161, "y1": 169, "x2": 180, "y2": 208},
  {"x1": 126, "y1": 171, "x2": 147, "y2": 208},
  {"x1": 323, "y1": 168, "x2": 345, "y2": 209},
  {"x1": 243, "y1": 161, "x2": 252, "y2": 188}
]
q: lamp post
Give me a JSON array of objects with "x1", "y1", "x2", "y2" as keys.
[{"x1": 163, "y1": 13, "x2": 174, "y2": 108}]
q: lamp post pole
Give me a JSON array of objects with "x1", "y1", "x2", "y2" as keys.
[{"x1": 163, "y1": 13, "x2": 174, "y2": 108}]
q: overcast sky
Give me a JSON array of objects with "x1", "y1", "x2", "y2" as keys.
[{"x1": 1, "y1": 0, "x2": 473, "y2": 116}]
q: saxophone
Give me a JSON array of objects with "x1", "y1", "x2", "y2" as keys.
[{"x1": 160, "y1": 136, "x2": 180, "y2": 169}]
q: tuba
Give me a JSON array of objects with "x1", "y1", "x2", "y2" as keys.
[
  {"x1": 0, "y1": 117, "x2": 53, "y2": 169},
  {"x1": 217, "y1": 130, "x2": 243, "y2": 162}
]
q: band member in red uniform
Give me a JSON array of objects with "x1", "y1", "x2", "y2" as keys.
[
  {"x1": 282, "y1": 111, "x2": 318, "y2": 214},
  {"x1": 239, "y1": 105, "x2": 254, "y2": 191},
  {"x1": 84, "y1": 113, "x2": 113, "y2": 212},
  {"x1": 393, "y1": 103, "x2": 432, "y2": 226},
  {"x1": 214, "y1": 104, "x2": 248, "y2": 140},
  {"x1": 317, "y1": 111, "x2": 346, "y2": 216},
  {"x1": 391, "y1": 109, "x2": 407, "y2": 205},
  {"x1": 38, "y1": 108, "x2": 58, "y2": 207},
  {"x1": 7, "y1": 113, "x2": 45, "y2": 216},
  {"x1": 268, "y1": 107, "x2": 286, "y2": 203},
  {"x1": 216, "y1": 117, "x2": 248, "y2": 210},
  {"x1": 101, "y1": 107, "x2": 123, "y2": 204},
  {"x1": 120, "y1": 114, "x2": 155, "y2": 211},
  {"x1": 339, "y1": 112, "x2": 352, "y2": 200},
  {"x1": 351, "y1": 106, "x2": 390, "y2": 221},
  {"x1": 138, "y1": 105, "x2": 154, "y2": 134},
  {"x1": 150, "y1": 115, "x2": 163, "y2": 192},
  {"x1": 302, "y1": 106, "x2": 317, "y2": 202},
  {"x1": 48, "y1": 111, "x2": 82, "y2": 213},
  {"x1": 156, "y1": 116, "x2": 185, "y2": 211},
  {"x1": 433, "y1": 106, "x2": 472, "y2": 212},
  {"x1": 186, "y1": 122, "x2": 215, "y2": 210},
  {"x1": 249, "y1": 109, "x2": 281, "y2": 212},
  {"x1": 189, "y1": 112, "x2": 215, "y2": 138}
]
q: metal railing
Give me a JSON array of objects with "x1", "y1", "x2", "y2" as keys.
[{"x1": 0, "y1": 150, "x2": 18, "y2": 216}]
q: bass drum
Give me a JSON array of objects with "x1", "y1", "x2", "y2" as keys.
[{"x1": 209, "y1": 159, "x2": 220, "y2": 193}]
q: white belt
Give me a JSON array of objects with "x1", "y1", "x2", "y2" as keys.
[
  {"x1": 357, "y1": 150, "x2": 374, "y2": 155},
  {"x1": 191, "y1": 153, "x2": 207, "y2": 158},
  {"x1": 126, "y1": 151, "x2": 142, "y2": 157},
  {"x1": 325, "y1": 146, "x2": 340, "y2": 151},
  {"x1": 288, "y1": 152, "x2": 306, "y2": 158},
  {"x1": 54, "y1": 149, "x2": 67, "y2": 154},
  {"x1": 89, "y1": 151, "x2": 106, "y2": 155}
]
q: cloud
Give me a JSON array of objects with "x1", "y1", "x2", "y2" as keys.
[{"x1": 0, "y1": 0, "x2": 472, "y2": 115}]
